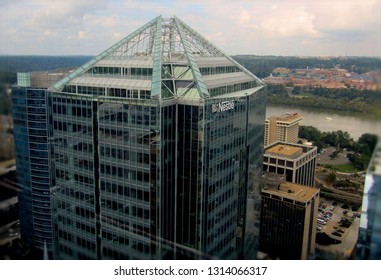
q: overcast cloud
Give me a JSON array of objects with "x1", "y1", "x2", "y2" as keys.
[{"x1": 0, "y1": 0, "x2": 380, "y2": 56}]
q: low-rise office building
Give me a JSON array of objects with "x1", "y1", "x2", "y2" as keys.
[
  {"x1": 263, "y1": 142, "x2": 317, "y2": 187},
  {"x1": 259, "y1": 181, "x2": 319, "y2": 259}
]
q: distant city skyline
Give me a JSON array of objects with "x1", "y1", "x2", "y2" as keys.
[{"x1": 1, "y1": 0, "x2": 380, "y2": 57}]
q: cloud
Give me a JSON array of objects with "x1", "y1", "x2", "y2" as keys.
[
  {"x1": 102, "y1": 16, "x2": 119, "y2": 28},
  {"x1": 311, "y1": 0, "x2": 381, "y2": 31},
  {"x1": 26, "y1": 0, "x2": 108, "y2": 30},
  {"x1": 238, "y1": 7, "x2": 259, "y2": 31},
  {"x1": 0, "y1": 0, "x2": 380, "y2": 56},
  {"x1": 42, "y1": 30, "x2": 59, "y2": 39},
  {"x1": 77, "y1": 31, "x2": 87, "y2": 40},
  {"x1": 259, "y1": 6, "x2": 320, "y2": 38}
]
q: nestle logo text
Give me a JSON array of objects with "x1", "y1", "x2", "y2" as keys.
[{"x1": 211, "y1": 101, "x2": 234, "y2": 113}]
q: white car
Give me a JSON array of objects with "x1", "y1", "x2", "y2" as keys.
[{"x1": 317, "y1": 219, "x2": 327, "y2": 225}]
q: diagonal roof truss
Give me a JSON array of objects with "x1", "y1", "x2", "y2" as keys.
[{"x1": 52, "y1": 15, "x2": 264, "y2": 100}]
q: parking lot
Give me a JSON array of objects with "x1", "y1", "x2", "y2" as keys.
[
  {"x1": 316, "y1": 197, "x2": 360, "y2": 259},
  {"x1": 317, "y1": 147, "x2": 351, "y2": 165},
  {"x1": 0, "y1": 220, "x2": 20, "y2": 247}
]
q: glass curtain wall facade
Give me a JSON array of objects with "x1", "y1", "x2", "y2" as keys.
[
  {"x1": 356, "y1": 140, "x2": 381, "y2": 259},
  {"x1": 12, "y1": 85, "x2": 52, "y2": 251},
  {"x1": 49, "y1": 16, "x2": 267, "y2": 260}
]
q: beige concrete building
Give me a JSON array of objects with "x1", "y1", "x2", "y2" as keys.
[
  {"x1": 263, "y1": 142, "x2": 317, "y2": 187},
  {"x1": 264, "y1": 112, "x2": 303, "y2": 146},
  {"x1": 259, "y1": 181, "x2": 320, "y2": 259},
  {"x1": 17, "y1": 71, "x2": 69, "y2": 88}
]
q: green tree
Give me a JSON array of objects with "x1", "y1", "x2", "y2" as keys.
[
  {"x1": 266, "y1": 84, "x2": 288, "y2": 96},
  {"x1": 357, "y1": 133, "x2": 378, "y2": 155},
  {"x1": 322, "y1": 131, "x2": 338, "y2": 146},
  {"x1": 347, "y1": 153, "x2": 370, "y2": 171},
  {"x1": 299, "y1": 125, "x2": 322, "y2": 142},
  {"x1": 326, "y1": 173, "x2": 337, "y2": 184},
  {"x1": 292, "y1": 86, "x2": 301, "y2": 95},
  {"x1": 330, "y1": 149, "x2": 340, "y2": 159},
  {"x1": 314, "y1": 140, "x2": 325, "y2": 153},
  {"x1": 336, "y1": 130, "x2": 352, "y2": 148}
]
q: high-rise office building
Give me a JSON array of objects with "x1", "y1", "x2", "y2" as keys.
[
  {"x1": 12, "y1": 71, "x2": 67, "y2": 252},
  {"x1": 48, "y1": 16, "x2": 267, "y2": 259},
  {"x1": 356, "y1": 139, "x2": 381, "y2": 259},
  {"x1": 263, "y1": 142, "x2": 317, "y2": 187},
  {"x1": 264, "y1": 113, "x2": 303, "y2": 146},
  {"x1": 259, "y1": 181, "x2": 319, "y2": 259}
]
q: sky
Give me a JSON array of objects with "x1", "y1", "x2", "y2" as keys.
[{"x1": 0, "y1": 0, "x2": 380, "y2": 57}]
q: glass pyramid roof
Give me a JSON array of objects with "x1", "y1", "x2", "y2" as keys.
[{"x1": 52, "y1": 16, "x2": 264, "y2": 100}]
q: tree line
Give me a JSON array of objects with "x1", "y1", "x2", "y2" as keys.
[
  {"x1": 266, "y1": 84, "x2": 381, "y2": 118},
  {"x1": 233, "y1": 55, "x2": 381, "y2": 78},
  {"x1": 299, "y1": 125, "x2": 378, "y2": 170}
]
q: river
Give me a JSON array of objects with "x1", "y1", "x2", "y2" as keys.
[{"x1": 266, "y1": 105, "x2": 381, "y2": 140}]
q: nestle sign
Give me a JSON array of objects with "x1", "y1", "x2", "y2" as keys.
[{"x1": 211, "y1": 101, "x2": 234, "y2": 113}]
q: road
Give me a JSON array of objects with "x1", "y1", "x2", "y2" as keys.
[{"x1": 316, "y1": 177, "x2": 363, "y2": 204}]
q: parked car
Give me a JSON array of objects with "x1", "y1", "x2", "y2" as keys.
[
  {"x1": 317, "y1": 220, "x2": 327, "y2": 225},
  {"x1": 9, "y1": 232, "x2": 19, "y2": 237},
  {"x1": 340, "y1": 219, "x2": 352, "y2": 228},
  {"x1": 332, "y1": 231, "x2": 342, "y2": 237}
]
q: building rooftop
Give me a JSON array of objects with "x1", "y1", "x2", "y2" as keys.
[
  {"x1": 17, "y1": 71, "x2": 70, "y2": 88},
  {"x1": 51, "y1": 16, "x2": 264, "y2": 100},
  {"x1": 265, "y1": 144, "x2": 303, "y2": 158},
  {"x1": 263, "y1": 182, "x2": 319, "y2": 203},
  {"x1": 266, "y1": 112, "x2": 303, "y2": 123}
]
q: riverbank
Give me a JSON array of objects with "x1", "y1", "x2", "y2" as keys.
[
  {"x1": 266, "y1": 104, "x2": 381, "y2": 140},
  {"x1": 267, "y1": 95, "x2": 381, "y2": 120}
]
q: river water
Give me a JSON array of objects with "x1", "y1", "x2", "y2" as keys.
[{"x1": 266, "y1": 105, "x2": 381, "y2": 140}]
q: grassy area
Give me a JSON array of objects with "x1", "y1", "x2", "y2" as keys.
[
  {"x1": 297, "y1": 92, "x2": 315, "y2": 98},
  {"x1": 323, "y1": 164, "x2": 358, "y2": 173}
]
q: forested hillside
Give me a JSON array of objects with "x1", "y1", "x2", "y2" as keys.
[
  {"x1": 233, "y1": 55, "x2": 381, "y2": 78},
  {"x1": 0, "y1": 55, "x2": 93, "y2": 73}
]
